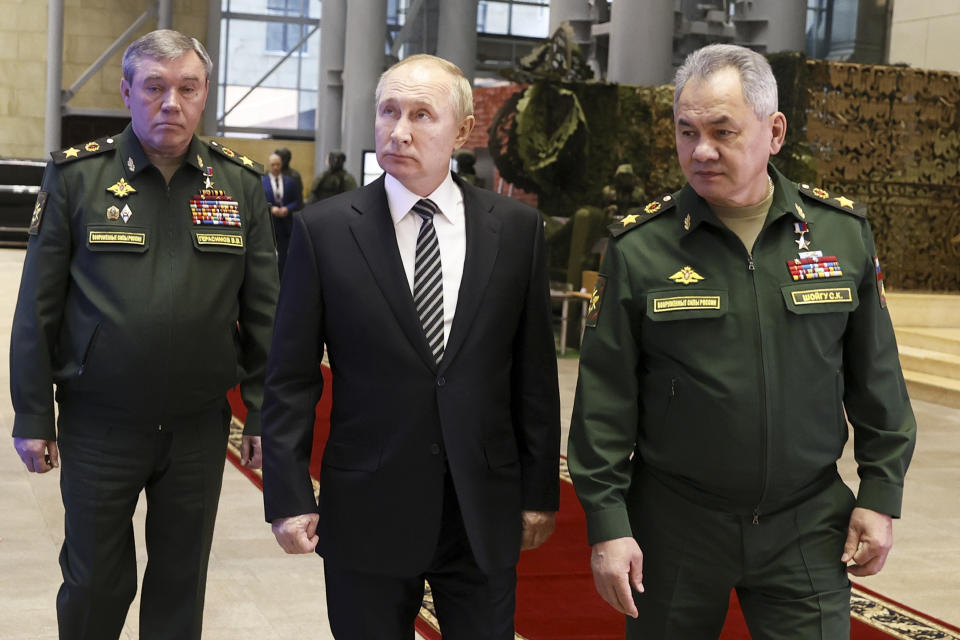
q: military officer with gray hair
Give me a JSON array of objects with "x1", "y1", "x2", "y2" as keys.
[
  {"x1": 10, "y1": 29, "x2": 278, "y2": 639},
  {"x1": 568, "y1": 43, "x2": 916, "y2": 638}
]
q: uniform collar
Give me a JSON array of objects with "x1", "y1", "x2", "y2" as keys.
[
  {"x1": 678, "y1": 163, "x2": 806, "y2": 237},
  {"x1": 117, "y1": 124, "x2": 206, "y2": 180}
]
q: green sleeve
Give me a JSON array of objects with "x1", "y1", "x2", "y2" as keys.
[
  {"x1": 842, "y1": 220, "x2": 916, "y2": 517},
  {"x1": 10, "y1": 165, "x2": 72, "y2": 440},
  {"x1": 236, "y1": 173, "x2": 280, "y2": 436},
  {"x1": 567, "y1": 240, "x2": 642, "y2": 544}
]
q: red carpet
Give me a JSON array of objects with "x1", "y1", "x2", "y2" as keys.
[{"x1": 226, "y1": 374, "x2": 960, "y2": 640}]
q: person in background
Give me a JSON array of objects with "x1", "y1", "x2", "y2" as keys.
[
  {"x1": 568, "y1": 43, "x2": 916, "y2": 639},
  {"x1": 306, "y1": 150, "x2": 358, "y2": 203},
  {"x1": 274, "y1": 146, "x2": 304, "y2": 203},
  {"x1": 263, "y1": 151, "x2": 302, "y2": 278},
  {"x1": 10, "y1": 29, "x2": 278, "y2": 640}
]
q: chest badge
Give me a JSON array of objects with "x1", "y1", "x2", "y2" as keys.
[
  {"x1": 668, "y1": 266, "x2": 705, "y2": 285},
  {"x1": 106, "y1": 178, "x2": 137, "y2": 198},
  {"x1": 106, "y1": 205, "x2": 120, "y2": 221},
  {"x1": 120, "y1": 204, "x2": 133, "y2": 223},
  {"x1": 794, "y1": 221, "x2": 811, "y2": 251}
]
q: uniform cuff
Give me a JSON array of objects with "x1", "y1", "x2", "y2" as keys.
[
  {"x1": 241, "y1": 410, "x2": 262, "y2": 436},
  {"x1": 12, "y1": 412, "x2": 57, "y2": 441},
  {"x1": 856, "y1": 477, "x2": 903, "y2": 518},
  {"x1": 585, "y1": 506, "x2": 634, "y2": 545}
]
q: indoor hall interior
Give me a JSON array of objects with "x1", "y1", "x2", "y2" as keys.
[{"x1": 0, "y1": 246, "x2": 958, "y2": 638}]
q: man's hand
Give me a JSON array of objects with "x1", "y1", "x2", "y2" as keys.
[
  {"x1": 13, "y1": 437, "x2": 59, "y2": 473},
  {"x1": 240, "y1": 435, "x2": 262, "y2": 469},
  {"x1": 271, "y1": 513, "x2": 320, "y2": 554},
  {"x1": 591, "y1": 537, "x2": 645, "y2": 618},
  {"x1": 520, "y1": 510, "x2": 556, "y2": 550},
  {"x1": 842, "y1": 507, "x2": 894, "y2": 576}
]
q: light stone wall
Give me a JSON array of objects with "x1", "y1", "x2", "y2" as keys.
[
  {"x1": 889, "y1": 0, "x2": 960, "y2": 73},
  {"x1": 0, "y1": 0, "x2": 207, "y2": 160}
]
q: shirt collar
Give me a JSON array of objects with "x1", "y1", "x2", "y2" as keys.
[
  {"x1": 385, "y1": 171, "x2": 464, "y2": 226},
  {"x1": 678, "y1": 163, "x2": 804, "y2": 237}
]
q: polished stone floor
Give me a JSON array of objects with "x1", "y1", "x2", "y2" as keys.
[{"x1": 0, "y1": 248, "x2": 957, "y2": 639}]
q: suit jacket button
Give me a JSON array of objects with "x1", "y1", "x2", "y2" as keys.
[
  {"x1": 430, "y1": 443, "x2": 441, "y2": 455},
  {"x1": 436, "y1": 376, "x2": 446, "y2": 386}
]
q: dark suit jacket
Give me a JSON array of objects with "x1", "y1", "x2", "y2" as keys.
[
  {"x1": 262, "y1": 174, "x2": 560, "y2": 576},
  {"x1": 262, "y1": 174, "x2": 301, "y2": 236}
]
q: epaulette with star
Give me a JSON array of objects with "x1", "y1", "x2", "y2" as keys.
[
  {"x1": 52, "y1": 136, "x2": 116, "y2": 165},
  {"x1": 609, "y1": 194, "x2": 676, "y2": 237},
  {"x1": 797, "y1": 183, "x2": 866, "y2": 218},
  {"x1": 207, "y1": 140, "x2": 264, "y2": 175}
]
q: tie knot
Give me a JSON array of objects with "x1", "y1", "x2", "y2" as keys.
[{"x1": 413, "y1": 198, "x2": 439, "y2": 221}]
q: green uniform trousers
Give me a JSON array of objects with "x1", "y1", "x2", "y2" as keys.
[
  {"x1": 55, "y1": 405, "x2": 230, "y2": 640},
  {"x1": 627, "y1": 468, "x2": 855, "y2": 640}
]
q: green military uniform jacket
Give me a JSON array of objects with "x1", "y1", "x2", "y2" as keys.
[
  {"x1": 568, "y1": 165, "x2": 916, "y2": 545},
  {"x1": 10, "y1": 126, "x2": 279, "y2": 439}
]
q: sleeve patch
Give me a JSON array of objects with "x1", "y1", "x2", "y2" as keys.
[
  {"x1": 584, "y1": 275, "x2": 607, "y2": 328},
  {"x1": 874, "y1": 256, "x2": 887, "y2": 309},
  {"x1": 29, "y1": 191, "x2": 48, "y2": 235}
]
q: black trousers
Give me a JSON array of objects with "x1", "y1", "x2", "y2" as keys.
[
  {"x1": 55, "y1": 406, "x2": 229, "y2": 640},
  {"x1": 324, "y1": 471, "x2": 517, "y2": 640},
  {"x1": 626, "y1": 470, "x2": 855, "y2": 640}
]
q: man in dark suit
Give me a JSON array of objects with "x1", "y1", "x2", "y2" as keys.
[
  {"x1": 262, "y1": 152, "x2": 302, "y2": 277},
  {"x1": 261, "y1": 54, "x2": 561, "y2": 639}
]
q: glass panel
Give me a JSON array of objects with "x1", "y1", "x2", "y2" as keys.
[
  {"x1": 510, "y1": 3, "x2": 550, "y2": 38},
  {"x1": 220, "y1": 18, "x2": 319, "y2": 130},
  {"x1": 478, "y1": 1, "x2": 510, "y2": 35}
]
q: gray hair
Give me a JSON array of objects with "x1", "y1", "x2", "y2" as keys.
[
  {"x1": 122, "y1": 29, "x2": 213, "y2": 83},
  {"x1": 376, "y1": 54, "x2": 474, "y2": 122},
  {"x1": 673, "y1": 44, "x2": 778, "y2": 120}
]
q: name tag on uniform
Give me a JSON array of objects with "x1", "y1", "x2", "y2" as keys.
[
  {"x1": 653, "y1": 296, "x2": 721, "y2": 313},
  {"x1": 196, "y1": 232, "x2": 244, "y2": 248},
  {"x1": 88, "y1": 230, "x2": 146, "y2": 245},
  {"x1": 790, "y1": 287, "x2": 853, "y2": 305}
]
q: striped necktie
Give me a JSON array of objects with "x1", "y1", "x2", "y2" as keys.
[{"x1": 413, "y1": 199, "x2": 444, "y2": 363}]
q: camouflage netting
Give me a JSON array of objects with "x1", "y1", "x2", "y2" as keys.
[{"x1": 490, "y1": 42, "x2": 960, "y2": 291}]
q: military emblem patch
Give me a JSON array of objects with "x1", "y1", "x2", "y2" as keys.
[
  {"x1": 584, "y1": 275, "x2": 606, "y2": 328},
  {"x1": 668, "y1": 266, "x2": 705, "y2": 285},
  {"x1": 29, "y1": 191, "x2": 48, "y2": 235},
  {"x1": 106, "y1": 178, "x2": 137, "y2": 198},
  {"x1": 644, "y1": 201, "x2": 662, "y2": 214}
]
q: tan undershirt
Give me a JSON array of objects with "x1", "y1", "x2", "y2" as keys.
[{"x1": 711, "y1": 183, "x2": 775, "y2": 253}]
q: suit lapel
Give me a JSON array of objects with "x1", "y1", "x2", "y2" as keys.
[
  {"x1": 348, "y1": 177, "x2": 439, "y2": 371},
  {"x1": 442, "y1": 180, "x2": 501, "y2": 370}
]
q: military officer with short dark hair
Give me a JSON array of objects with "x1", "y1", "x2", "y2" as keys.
[
  {"x1": 10, "y1": 29, "x2": 278, "y2": 640},
  {"x1": 568, "y1": 43, "x2": 916, "y2": 639}
]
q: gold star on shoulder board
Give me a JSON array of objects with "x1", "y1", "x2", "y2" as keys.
[
  {"x1": 62, "y1": 147, "x2": 80, "y2": 159},
  {"x1": 668, "y1": 266, "x2": 705, "y2": 285},
  {"x1": 620, "y1": 214, "x2": 639, "y2": 226},
  {"x1": 106, "y1": 178, "x2": 137, "y2": 198},
  {"x1": 834, "y1": 195, "x2": 855, "y2": 209},
  {"x1": 240, "y1": 155, "x2": 254, "y2": 167}
]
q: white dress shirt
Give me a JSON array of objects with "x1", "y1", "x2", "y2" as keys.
[{"x1": 385, "y1": 172, "x2": 466, "y2": 349}]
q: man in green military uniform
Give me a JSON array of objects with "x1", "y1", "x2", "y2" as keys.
[
  {"x1": 306, "y1": 150, "x2": 358, "y2": 203},
  {"x1": 568, "y1": 44, "x2": 916, "y2": 639},
  {"x1": 10, "y1": 30, "x2": 278, "y2": 640}
]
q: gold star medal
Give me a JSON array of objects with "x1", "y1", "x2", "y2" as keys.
[
  {"x1": 106, "y1": 178, "x2": 137, "y2": 198},
  {"x1": 668, "y1": 266, "x2": 704, "y2": 285},
  {"x1": 106, "y1": 205, "x2": 120, "y2": 221}
]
